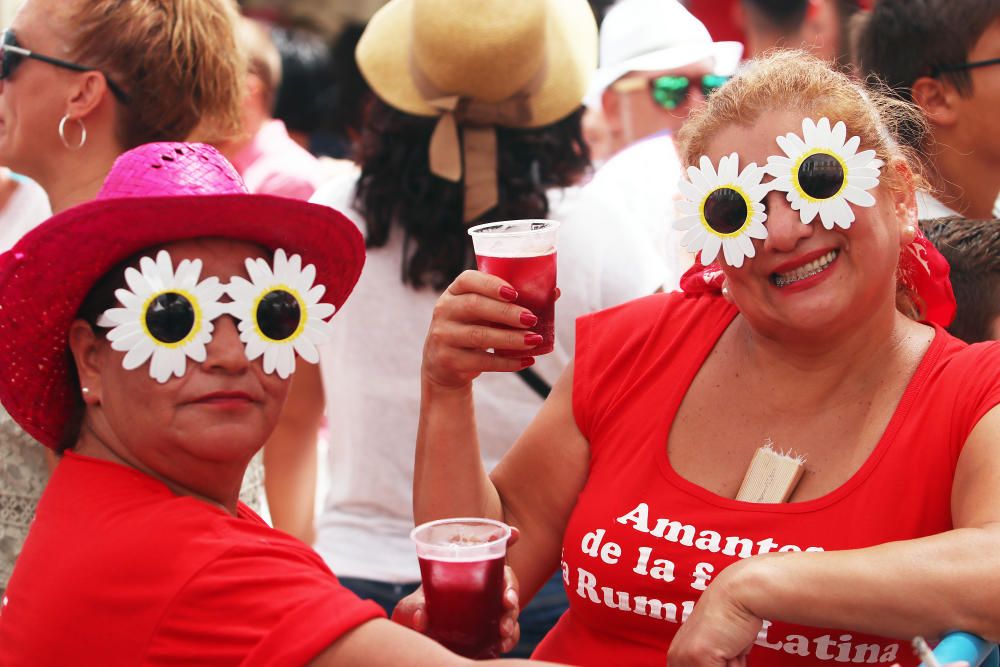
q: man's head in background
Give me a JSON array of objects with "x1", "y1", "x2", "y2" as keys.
[
  {"x1": 855, "y1": 0, "x2": 1000, "y2": 218},
  {"x1": 740, "y1": 0, "x2": 861, "y2": 66},
  {"x1": 586, "y1": 0, "x2": 742, "y2": 158},
  {"x1": 235, "y1": 16, "x2": 283, "y2": 141},
  {"x1": 921, "y1": 216, "x2": 1000, "y2": 343}
]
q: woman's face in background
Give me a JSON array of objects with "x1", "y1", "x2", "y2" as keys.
[
  {"x1": 75, "y1": 239, "x2": 290, "y2": 487},
  {"x1": 0, "y1": 0, "x2": 79, "y2": 179}
]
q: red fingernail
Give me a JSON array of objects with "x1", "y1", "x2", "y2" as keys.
[
  {"x1": 499, "y1": 286, "x2": 518, "y2": 302},
  {"x1": 525, "y1": 333, "x2": 544, "y2": 346},
  {"x1": 519, "y1": 312, "x2": 538, "y2": 326},
  {"x1": 521, "y1": 357, "x2": 535, "y2": 368}
]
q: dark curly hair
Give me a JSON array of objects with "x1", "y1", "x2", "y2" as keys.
[{"x1": 354, "y1": 99, "x2": 591, "y2": 291}]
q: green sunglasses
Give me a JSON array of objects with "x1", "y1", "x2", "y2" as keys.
[{"x1": 613, "y1": 73, "x2": 730, "y2": 111}]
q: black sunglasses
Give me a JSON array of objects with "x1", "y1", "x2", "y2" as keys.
[
  {"x1": 0, "y1": 29, "x2": 130, "y2": 104},
  {"x1": 613, "y1": 73, "x2": 730, "y2": 111},
  {"x1": 931, "y1": 56, "x2": 1000, "y2": 77}
]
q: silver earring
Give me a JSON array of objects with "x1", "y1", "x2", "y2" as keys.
[
  {"x1": 58, "y1": 115, "x2": 87, "y2": 151},
  {"x1": 81, "y1": 387, "x2": 90, "y2": 395}
]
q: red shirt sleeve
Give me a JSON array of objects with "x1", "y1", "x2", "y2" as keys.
[{"x1": 145, "y1": 541, "x2": 385, "y2": 666}]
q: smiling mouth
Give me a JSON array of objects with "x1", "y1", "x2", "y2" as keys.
[{"x1": 771, "y1": 250, "x2": 839, "y2": 288}]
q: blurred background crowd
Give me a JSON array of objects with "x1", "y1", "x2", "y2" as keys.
[{"x1": 3, "y1": 0, "x2": 1000, "y2": 662}]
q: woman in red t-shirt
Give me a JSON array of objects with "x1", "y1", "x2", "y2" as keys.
[
  {"x1": 0, "y1": 142, "x2": 568, "y2": 667},
  {"x1": 408, "y1": 51, "x2": 1000, "y2": 666}
]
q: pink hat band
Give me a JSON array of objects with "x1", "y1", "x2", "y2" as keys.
[{"x1": 96, "y1": 142, "x2": 249, "y2": 200}]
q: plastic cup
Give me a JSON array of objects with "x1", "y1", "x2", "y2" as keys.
[
  {"x1": 410, "y1": 518, "x2": 512, "y2": 659},
  {"x1": 468, "y1": 220, "x2": 559, "y2": 356}
]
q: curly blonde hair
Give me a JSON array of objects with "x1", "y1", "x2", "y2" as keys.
[
  {"x1": 60, "y1": 0, "x2": 245, "y2": 147},
  {"x1": 677, "y1": 51, "x2": 929, "y2": 319}
]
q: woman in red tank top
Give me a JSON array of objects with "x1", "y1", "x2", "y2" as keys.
[{"x1": 407, "y1": 51, "x2": 1000, "y2": 667}]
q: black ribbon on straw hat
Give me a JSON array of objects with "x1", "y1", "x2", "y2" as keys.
[{"x1": 411, "y1": 59, "x2": 546, "y2": 223}]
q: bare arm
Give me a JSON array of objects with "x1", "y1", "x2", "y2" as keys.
[
  {"x1": 669, "y1": 405, "x2": 1000, "y2": 666},
  {"x1": 308, "y1": 618, "x2": 570, "y2": 667},
  {"x1": 414, "y1": 270, "x2": 590, "y2": 600},
  {"x1": 263, "y1": 362, "x2": 323, "y2": 544}
]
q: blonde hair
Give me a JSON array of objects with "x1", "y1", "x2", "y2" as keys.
[
  {"x1": 63, "y1": 0, "x2": 246, "y2": 147},
  {"x1": 677, "y1": 51, "x2": 929, "y2": 319}
]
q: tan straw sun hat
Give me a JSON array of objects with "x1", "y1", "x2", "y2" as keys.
[{"x1": 356, "y1": 0, "x2": 598, "y2": 221}]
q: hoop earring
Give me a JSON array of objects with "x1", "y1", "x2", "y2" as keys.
[{"x1": 58, "y1": 115, "x2": 87, "y2": 151}]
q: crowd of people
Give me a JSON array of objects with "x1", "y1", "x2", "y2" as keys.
[{"x1": 0, "y1": 0, "x2": 998, "y2": 665}]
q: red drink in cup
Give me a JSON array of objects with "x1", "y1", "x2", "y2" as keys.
[
  {"x1": 468, "y1": 220, "x2": 559, "y2": 357},
  {"x1": 411, "y1": 518, "x2": 512, "y2": 659}
]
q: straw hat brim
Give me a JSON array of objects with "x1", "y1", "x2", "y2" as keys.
[
  {"x1": 356, "y1": 0, "x2": 598, "y2": 128},
  {"x1": 0, "y1": 195, "x2": 365, "y2": 448}
]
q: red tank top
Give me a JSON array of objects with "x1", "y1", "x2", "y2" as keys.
[{"x1": 533, "y1": 292, "x2": 1000, "y2": 666}]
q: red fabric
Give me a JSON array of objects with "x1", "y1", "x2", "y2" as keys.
[
  {"x1": 685, "y1": 0, "x2": 745, "y2": 44},
  {"x1": 532, "y1": 292, "x2": 1000, "y2": 666},
  {"x1": 679, "y1": 226, "x2": 957, "y2": 327},
  {"x1": 0, "y1": 453, "x2": 385, "y2": 666}
]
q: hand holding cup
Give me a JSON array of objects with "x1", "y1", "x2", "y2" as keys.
[{"x1": 422, "y1": 270, "x2": 546, "y2": 390}]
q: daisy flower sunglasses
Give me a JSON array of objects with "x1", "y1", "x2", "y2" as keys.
[
  {"x1": 612, "y1": 73, "x2": 731, "y2": 111},
  {"x1": 674, "y1": 117, "x2": 885, "y2": 268},
  {"x1": 96, "y1": 249, "x2": 334, "y2": 383},
  {"x1": 0, "y1": 29, "x2": 130, "y2": 104}
]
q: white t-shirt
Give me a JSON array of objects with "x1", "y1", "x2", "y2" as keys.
[
  {"x1": 0, "y1": 174, "x2": 51, "y2": 253},
  {"x1": 309, "y1": 178, "x2": 667, "y2": 582},
  {"x1": 582, "y1": 132, "x2": 688, "y2": 291}
]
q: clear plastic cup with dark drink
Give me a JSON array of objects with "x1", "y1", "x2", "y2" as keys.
[
  {"x1": 410, "y1": 518, "x2": 512, "y2": 659},
  {"x1": 468, "y1": 220, "x2": 559, "y2": 356}
]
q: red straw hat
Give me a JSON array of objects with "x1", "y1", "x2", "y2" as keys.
[{"x1": 0, "y1": 142, "x2": 365, "y2": 448}]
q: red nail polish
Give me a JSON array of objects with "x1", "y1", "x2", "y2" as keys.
[
  {"x1": 521, "y1": 357, "x2": 535, "y2": 368},
  {"x1": 499, "y1": 286, "x2": 518, "y2": 302},
  {"x1": 520, "y1": 312, "x2": 538, "y2": 327},
  {"x1": 525, "y1": 333, "x2": 544, "y2": 346}
]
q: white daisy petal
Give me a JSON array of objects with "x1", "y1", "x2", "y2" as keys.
[
  {"x1": 262, "y1": 348, "x2": 278, "y2": 375},
  {"x1": 277, "y1": 346, "x2": 296, "y2": 379},
  {"x1": 186, "y1": 342, "x2": 207, "y2": 363},
  {"x1": 681, "y1": 225, "x2": 705, "y2": 250},
  {"x1": 830, "y1": 120, "x2": 847, "y2": 150},
  {"x1": 848, "y1": 176, "x2": 880, "y2": 190},
  {"x1": 677, "y1": 179, "x2": 703, "y2": 202},
  {"x1": 700, "y1": 234, "x2": 722, "y2": 265},
  {"x1": 799, "y1": 201, "x2": 820, "y2": 224},
  {"x1": 310, "y1": 303, "x2": 336, "y2": 321},
  {"x1": 842, "y1": 186, "x2": 877, "y2": 208},
  {"x1": 123, "y1": 266, "x2": 149, "y2": 298},
  {"x1": 737, "y1": 233, "x2": 756, "y2": 258},
  {"x1": 843, "y1": 135, "x2": 860, "y2": 156},
  {"x1": 831, "y1": 199, "x2": 856, "y2": 229},
  {"x1": 688, "y1": 165, "x2": 712, "y2": 192},
  {"x1": 718, "y1": 153, "x2": 738, "y2": 183},
  {"x1": 304, "y1": 321, "x2": 333, "y2": 345},
  {"x1": 676, "y1": 199, "x2": 698, "y2": 216},
  {"x1": 149, "y1": 349, "x2": 171, "y2": 383},
  {"x1": 817, "y1": 203, "x2": 838, "y2": 230},
  {"x1": 722, "y1": 238, "x2": 743, "y2": 268},
  {"x1": 293, "y1": 337, "x2": 320, "y2": 364},
  {"x1": 115, "y1": 288, "x2": 144, "y2": 312},
  {"x1": 306, "y1": 283, "x2": 326, "y2": 304},
  {"x1": 245, "y1": 336, "x2": 266, "y2": 361},
  {"x1": 748, "y1": 219, "x2": 768, "y2": 239}
]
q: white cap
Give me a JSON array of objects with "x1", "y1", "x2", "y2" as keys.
[{"x1": 585, "y1": 0, "x2": 743, "y2": 107}]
